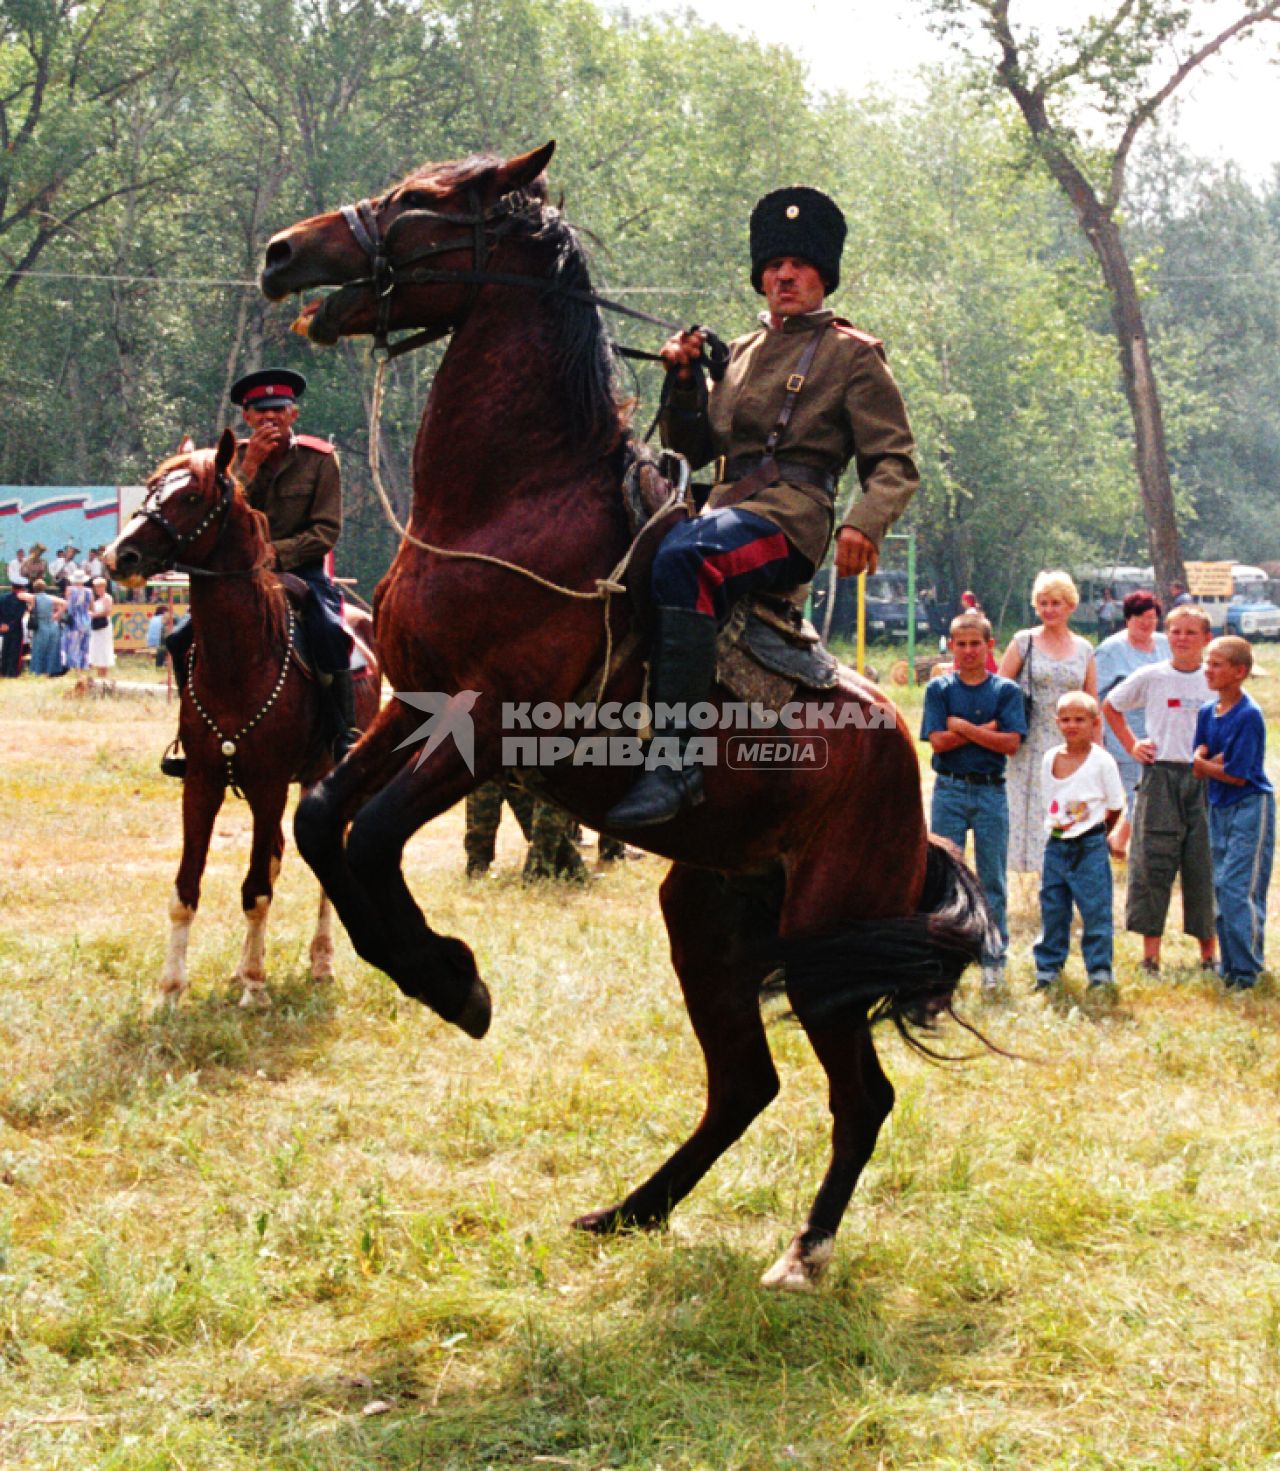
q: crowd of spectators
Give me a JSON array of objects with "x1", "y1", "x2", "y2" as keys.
[
  {"x1": 1, "y1": 543, "x2": 120, "y2": 680},
  {"x1": 921, "y1": 573, "x2": 1273, "y2": 995}
]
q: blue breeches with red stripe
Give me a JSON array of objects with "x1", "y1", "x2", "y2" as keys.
[{"x1": 650, "y1": 508, "x2": 815, "y2": 622}]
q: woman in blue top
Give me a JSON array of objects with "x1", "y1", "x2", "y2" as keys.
[{"x1": 19, "y1": 579, "x2": 66, "y2": 676}]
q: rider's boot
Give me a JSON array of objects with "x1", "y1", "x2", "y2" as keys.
[
  {"x1": 328, "y1": 668, "x2": 362, "y2": 762},
  {"x1": 604, "y1": 606, "x2": 717, "y2": 829},
  {"x1": 160, "y1": 618, "x2": 194, "y2": 779}
]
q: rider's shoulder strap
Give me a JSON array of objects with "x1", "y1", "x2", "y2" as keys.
[
  {"x1": 762, "y1": 323, "x2": 829, "y2": 459},
  {"x1": 830, "y1": 318, "x2": 884, "y2": 350},
  {"x1": 295, "y1": 433, "x2": 335, "y2": 454}
]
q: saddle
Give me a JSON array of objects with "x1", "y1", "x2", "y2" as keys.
[
  {"x1": 276, "y1": 573, "x2": 376, "y2": 682},
  {"x1": 618, "y1": 441, "x2": 839, "y2": 708}
]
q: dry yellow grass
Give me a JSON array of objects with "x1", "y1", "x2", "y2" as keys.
[{"x1": 2, "y1": 660, "x2": 1280, "y2": 1469}]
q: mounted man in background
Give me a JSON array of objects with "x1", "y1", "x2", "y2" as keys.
[
  {"x1": 164, "y1": 368, "x2": 361, "y2": 777},
  {"x1": 605, "y1": 185, "x2": 920, "y2": 828}
]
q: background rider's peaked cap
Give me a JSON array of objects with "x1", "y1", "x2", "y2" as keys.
[
  {"x1": 749, "y1": 186, "x2": 847, "y2": 294},
  {"x1": 230, "y1": 367, "x2": 307, "y2": 410}
]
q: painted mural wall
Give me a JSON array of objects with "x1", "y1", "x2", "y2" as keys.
[{"x1": 1, "y1": 487, "x2": 144, "y2": 563}]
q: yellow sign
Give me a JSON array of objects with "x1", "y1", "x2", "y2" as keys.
[
  {"x1": 1184, "y1": 561, "x2": 1233, "y2": 598},
  {"x1": 111, "y1": 599, "x2": 189, "y2": 653}
]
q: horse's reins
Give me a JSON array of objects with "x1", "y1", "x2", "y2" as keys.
[{"x1": 338, "y1": 185, "x2": 725, "y2": 702}]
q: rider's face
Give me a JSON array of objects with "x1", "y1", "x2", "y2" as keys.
[
  {"x1": 244, "y1": 403, "x2": 298, "y2": 437},
  {"x1": 762, "y1": 257, "x2": 827, "y2": 318}
]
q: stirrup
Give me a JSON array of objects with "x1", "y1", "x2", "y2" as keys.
[{"x1": 160, "y1": 738, "x2": 187, "y2": 780}]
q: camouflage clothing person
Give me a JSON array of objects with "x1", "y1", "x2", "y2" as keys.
[{"x1": 465, "y1": 778, "x2": 586, "y2": 881}]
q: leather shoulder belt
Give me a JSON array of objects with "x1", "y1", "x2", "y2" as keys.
[{"x1": 710, "y1": 327, "x2": 834, "y2": 510}]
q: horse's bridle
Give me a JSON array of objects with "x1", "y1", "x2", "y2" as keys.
[
  {"x1": 137, "y1": 460, "x2": 267, "y2": 578},
  {"x1": 336, "y1": 185, "x2": 730, "y2": 383},
  {"x1": 338, "y1": 185, "x2": 539, "y2": 359}
]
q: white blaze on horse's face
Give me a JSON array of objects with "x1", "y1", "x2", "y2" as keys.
[{"x1": 125, "y1": 469, "x2": 192, "y2": 535}]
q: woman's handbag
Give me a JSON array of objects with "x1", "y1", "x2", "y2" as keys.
[{"x1": 90, "y1": 614, "x2": 109, "y2": 631}]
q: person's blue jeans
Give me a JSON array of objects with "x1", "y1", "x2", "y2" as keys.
[
  {"x1": 1033, "y1": 827, "x2": 1114, "y2": 982},
  {"x1": 1210, "y1": 791, "x2": 1275, "y2": 984},
  {"x1": 930, "y1": 775, "x2": 1008, "y2": 967}
]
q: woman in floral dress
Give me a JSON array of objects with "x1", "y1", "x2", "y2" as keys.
[
  {"x1": 61, "y1": 570, "x2": 92, "y2": 670},
  {"x1": 997, "y1": 570, "x2": 1098, "y2": 873}
]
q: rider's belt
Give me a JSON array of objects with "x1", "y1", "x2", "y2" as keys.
[
  {"x1": 937, "y1": 770, "x2": 1006, "y2": 787},
  {"x1": 719, "y1": 455, "x2": 836, "y2": 495}
]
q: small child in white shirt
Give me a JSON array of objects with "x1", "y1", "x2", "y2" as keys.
[{"x1": 1034, "y1": 691, "x2": 1126, "y2": 989}]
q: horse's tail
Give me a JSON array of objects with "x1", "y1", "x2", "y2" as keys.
[{"x1": 777, "y1": 836, "x2": 999, "y2": 1058}]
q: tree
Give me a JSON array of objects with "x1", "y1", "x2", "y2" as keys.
[{"x1": 924, "y1": 0, "x2": 1280, "y2": 599}]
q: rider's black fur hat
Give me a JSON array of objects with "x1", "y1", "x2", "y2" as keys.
[
  {"x1": 230, "y1": 368, "x2": 307, "y2": 411},
  {"x1": 749, "y1": 187, "x2": 847, "y2": 294}
]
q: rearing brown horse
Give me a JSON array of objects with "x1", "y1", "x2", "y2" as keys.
[{"x1": 261, "y1": 143, "x2": 993, "y2": 1288}]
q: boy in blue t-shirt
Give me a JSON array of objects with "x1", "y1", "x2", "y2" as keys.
[
  {"x1": 920, "y1": 612, "x2": 1028, "y2": 990},
  {"x1": 1192, "y1": 635, "x2": 1274, "y2": 989}
]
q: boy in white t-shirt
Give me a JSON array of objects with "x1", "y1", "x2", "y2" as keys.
[
  {"x1": 1034, "y1": 691, "x2": 1126, "y2": 989},
  {"x1": 1103, "y1": 604, "x2": 1215, "y2": 975}
]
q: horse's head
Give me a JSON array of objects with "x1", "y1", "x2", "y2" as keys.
[
  {"x1": 261, "y1": 142, "x2": 557, "y2": 347},
  {"x1": 105, "y1": 429, "x2": 241, "y2": 580}
]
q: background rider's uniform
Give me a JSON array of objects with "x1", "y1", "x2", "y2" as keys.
[
  {"x1": 233, "y1": 433, "x2": 352, "y2": 675},
  {"x1": 163, "y1": 368, "x2": 358, "y2": 776}
]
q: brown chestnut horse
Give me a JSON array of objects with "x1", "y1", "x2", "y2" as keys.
[
  {"x1": 104, "y1": 432, "x2": 380, "y2": 1008},
  {"x1": 261, "y1": 143, "x2": 993, "y2": 1288}
]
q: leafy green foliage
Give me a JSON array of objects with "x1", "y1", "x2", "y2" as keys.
[{"x1": 1, "y1": 0, "x2": 1276, "y2": 603}]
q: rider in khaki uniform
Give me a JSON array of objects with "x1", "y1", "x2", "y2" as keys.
[
  {"x1": 164, "y1": 368, "x2": 361, "y2": 776},
  {"x1": 605, "y1": 186, "x2": 919, "y2": 828}
]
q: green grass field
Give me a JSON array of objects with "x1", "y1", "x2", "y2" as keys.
[{"x1": 3, "y1": 659, "x2": 1280, "y2": 1469}]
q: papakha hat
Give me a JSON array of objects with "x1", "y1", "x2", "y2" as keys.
[
  {"x1": 749, "y1": 187, "x2": 847, "y2": 294},
  {"x1": 230, "y1": 368, "x2": 307, "y2": 410}
]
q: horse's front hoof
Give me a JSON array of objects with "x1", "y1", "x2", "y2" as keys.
[
  {"x1": 453, "y1": 978, "x2": 491, "y2": 1039},
  {"x1": 572, "y1": 1206, "x2": 623, "y2": 1235},
  {"x1": 571, "y1": 1204, "x2": 665, "y2": 1235},
  {"x1": 238, "y1": 984, "x2": 271, "y2": 1011},
  {"x1": 760, "y1": 1233, "x2": 834, "y2": 1291}
]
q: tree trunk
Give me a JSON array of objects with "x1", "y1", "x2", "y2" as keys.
[{"x1": 1086, "y1": 213, "x2": 1185, "y2": 599}]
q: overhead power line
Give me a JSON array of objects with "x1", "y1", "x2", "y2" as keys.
[{"x1": 6, "y1": 267, "x2": 1280, "y2": 290}]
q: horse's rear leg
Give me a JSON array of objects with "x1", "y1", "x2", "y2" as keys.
[
  {"x1": 233, "y1": 782, "x2": 290, "y2": 1009},
  {"x1": 574, "y1": 863, "x2": 781, "y2": 1234},
  {"x1": 297, "y1": 778, "x2": 337, "y2": 982},
  {"x1": 759, "y1": 809, "x2": 927, "y2": 1291},
  {"x1": 158, "y1": 776, "x2": 224, "y2": 1005},
  {"x1": 309, "y1": 891, "x2": 336, "y2": 981},
  {"x1": 760, "y1": 1021, "x2": 893, "y2": 1291}
]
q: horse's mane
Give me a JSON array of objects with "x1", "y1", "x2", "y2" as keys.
[
  {"x1": 401, "y1": 154, "x2": 622, "y2": 451},
  {"x1": 148, "y1": 452, "x2": 289, "y2": 651}
]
